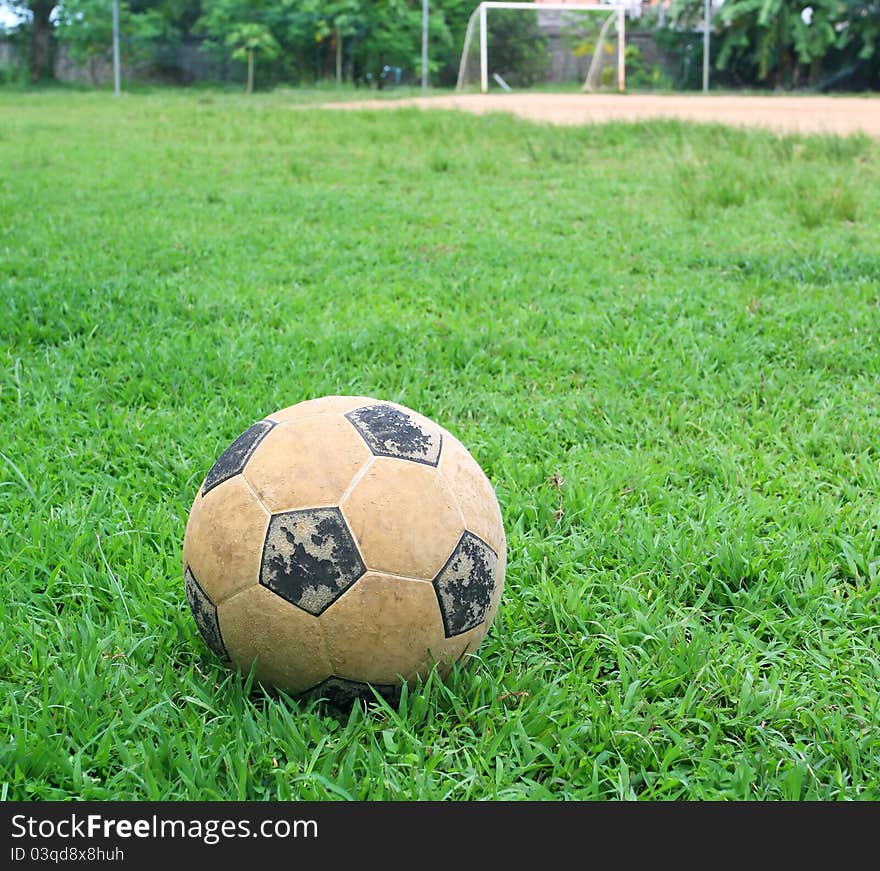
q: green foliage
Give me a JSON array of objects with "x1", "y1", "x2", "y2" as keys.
[
  {"x1": 225, "y1": 23, "x2": 280, "y2": 65},
  {"x1": 652, "y1": 21, "x2": 705, "y2": 89},
  {"x1": 715, "y1": 0, "x2": 845, "y2": 85},
  {"x1": 5, "y1": 0, "x2": 880, "y2": 90},
  {"x1": 345, "y1": 0, "x2": 426, "y2": 83},
  {"x1": 2, "y1": 90, "x2": 880, "y2": 799},
  {"x1": 668, "y1": 0, "x2": 880, "y2": 88},
  {"x1": 221, "y1": 21, "x2": 280, "y2": 92},
  {"x1": 0, "y1": 15, "x2": 29, "y2": 85},
  {"x1": 846, "y1": 0, "x2": 880, "y2": 60},
  {"x1": 2, "y1": 0, "x2": 472, "y2": 87},
  {"x1": 430, "y1": 0, "x2": 474, "y2": 85},
  {"x1": 620, "y1": 41, "x2": 671, "y2": 90},
  {"x1": 485, "y1": 9, "x2": 549, "y2": 87},
  {"x1": 190, "y1": 0, "x2": 459, "y2": 87},
  {"x1": 56, "y1": 0, "x2": 112, "y2": 68},
  {"x1": 195, "y1": 0, "x2": 296, "y2": 87},
  {"x1": 314, "y1": 0, "x2": 455, "y2": 86},
  {"x1": 50, "y1": 0, "x2": 183, "y2": 82}
]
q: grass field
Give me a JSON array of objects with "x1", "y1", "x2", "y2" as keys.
[{"x1": 2, "y1": 90, "x2": 879, "y2": 800}]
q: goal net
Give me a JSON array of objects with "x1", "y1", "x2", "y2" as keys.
[{"x1": 456, "y1": 2, "x2": 627, "y2": 93}]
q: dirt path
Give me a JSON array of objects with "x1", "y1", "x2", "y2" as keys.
[{"x1": 316, "y1": 93, "x2": 880, "y2": 137}]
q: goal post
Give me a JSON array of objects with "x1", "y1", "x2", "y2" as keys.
[{"x1": 456, "y1": 1, "x2": 626, "y2": 94}]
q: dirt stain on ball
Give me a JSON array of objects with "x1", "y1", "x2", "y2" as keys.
[
  {"x1": 260, "y1": 508, "x2": 366, "y2": 615},
  {"x1": 345, "y1": 404, "x2": 442, "y2": 466},
  {"x1": 184, "y1": 567, "x2": 229, "y2": 659},
  {"x1": 433, "y1": 532, "x2": 498, "y2": 637},
  {"x1": 202, "y1": 420, "x2": 276, "y2": 496}
]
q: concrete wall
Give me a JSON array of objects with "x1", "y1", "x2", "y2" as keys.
[
  {"x1": 534, "y1": 10, "x2": 669, "y2": 84},
  {"x1": 0, "y1": 38, "x2": 230, "y2": 85},
  {"x1": 0, "y1": 39, "x2": 19, "y2": 71}
]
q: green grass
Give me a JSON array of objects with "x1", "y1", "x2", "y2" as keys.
[{"x1": 2, "y1": 90, "x2": 880, "y2": 801}]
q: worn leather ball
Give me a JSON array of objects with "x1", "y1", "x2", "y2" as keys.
[{"x1": 183, "y1": 396, "x2": 505, "y2": 706}]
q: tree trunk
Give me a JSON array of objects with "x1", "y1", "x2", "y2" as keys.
[
  {"x1": 336, "y1": 27, "x2": 342, "y2": 84},
  {"x1": 247, "y1": 49, "x2": 254, "y2": 94},
  {"x1": 30, "y1": 2, "x2": 56, "y2": 83}
]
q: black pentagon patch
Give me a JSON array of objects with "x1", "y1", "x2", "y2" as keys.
[
  {"x1": 303, "y1": 676, "x2": 400, "y2": 709},
  {"x1": 345, "y1": 404, "x2": 442, "y2": 466},
  {"x1": 202, "y1": 420, "x2": 276, "y2": 497},
  {"x1": 260, "y1": 508, "x2": 366, "y2": 615},
  {"x1": 433, "y1": 532, "x2": 499, "y2": 637},
  {"x1": 184, "y1": 567, "x2": 229, "y2": 660}
]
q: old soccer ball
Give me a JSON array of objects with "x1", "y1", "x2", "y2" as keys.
[{"x1": 182, "y1": 395, "x2": 505, "y2": 706}]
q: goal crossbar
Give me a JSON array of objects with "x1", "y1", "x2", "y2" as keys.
[{"x1": 456, "y1": 2, "x2": 626, "y2": 93}]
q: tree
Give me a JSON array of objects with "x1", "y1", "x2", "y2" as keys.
[
  {"x1": 307, "y1": 0, "x2": 362, "y2": 83},
  {"x1": 432, "y1": 0, "x2": 475, "y2": 85},
  {"x1": 197, "y1": 0, "x2": 283, "y2": 88},
  {"x1": 309, "y1": 0, "x2": 459, "y2": 85},
  {"x1": 347, "y1": 0, "x2": 436, "y2": 86},
  {"x1": 835, "y1": 0, "x2": 880, "y2": 87},
  {"x1": 714, "y1": 0, "x2": 844, "y2": 87},
  {"x1": 56, "y1": 0, "x2": 116, "y2": 84},
  {"x1": 11, "y1": 1, "x2": 58, "y2": 82},
  {"x1": 669, "y1": 0, "x2": 879, "y2": 88},
  {"x1": 54, "y1": 0, "x2": 177, "y2": 86},
  {"x1": 225, "y1": 22, "x2": 280, "y2": 93}
]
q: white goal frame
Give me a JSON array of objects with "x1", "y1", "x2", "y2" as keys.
[{"x1": 456, "y1": 1, "x2": 626, "y2": 94}]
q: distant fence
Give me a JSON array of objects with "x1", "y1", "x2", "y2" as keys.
[
  {"x1": 0, "y1": 39, "x2": 16, "y2": 71},
  {"x1": 1, "y1": 31, "x2": 706, "y2": 91},
  {"x1": 2, "y1": 27, "x2": 863, "y2": 93},
  {"x1": 0, "y1": 38, "x2": 246, "y2": 87}
]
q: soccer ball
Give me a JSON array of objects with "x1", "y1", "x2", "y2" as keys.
[{"x1": 182, "y1": 395, "x2": 505, "y2": 706}]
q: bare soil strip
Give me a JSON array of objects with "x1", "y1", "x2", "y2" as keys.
[{"x1": 315, "y1": 93, "x2": 880, "y2": 137}]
